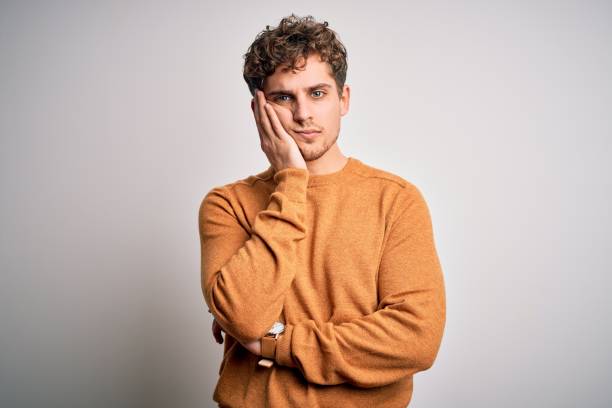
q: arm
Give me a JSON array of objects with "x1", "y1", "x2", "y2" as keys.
[
  {"x1": 198, "y1": 167, "x2": 308, "y2": 344},
  {"x1": 273, "y1": 184, "x2": 446, "y2": 388}
]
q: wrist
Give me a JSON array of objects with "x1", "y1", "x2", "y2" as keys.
[{"x1": 258, "y1": 321, "x2": 285, "y2": 368}]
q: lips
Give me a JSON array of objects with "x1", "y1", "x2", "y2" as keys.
[{"x1": 295, "y1": 129, "x2": 321, "y2": 138}]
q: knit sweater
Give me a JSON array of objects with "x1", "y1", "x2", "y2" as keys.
[{"x1": 198, "y1": 156, "x2": 446, "y2": 408}]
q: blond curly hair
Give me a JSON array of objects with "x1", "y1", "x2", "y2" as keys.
[{"x1": 242, "y1": 14, "x2": 348, "y2": 98}]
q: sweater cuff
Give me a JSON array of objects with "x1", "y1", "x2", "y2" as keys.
[
  {"x1": 273, "y1": 167, "x2": 309, "y2": 203},
  {"x1": 275, "y1": 323, "x2": 297, "y2": 368}
]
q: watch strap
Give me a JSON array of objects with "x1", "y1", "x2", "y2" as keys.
[
  {"x1": 261, "y1": 334, "x2": 277, "y2": 359},
  {"x1": 257, "y1": 320, "x2": 285, "y2": 368}
]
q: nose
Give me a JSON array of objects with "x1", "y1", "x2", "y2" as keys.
[{"x1": 292, "y1": 95, "x2": 312, "y2": 122}]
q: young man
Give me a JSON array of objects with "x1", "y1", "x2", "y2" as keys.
[{"x1": 199, "y1": 14, "x2": 446, "y2": 407}]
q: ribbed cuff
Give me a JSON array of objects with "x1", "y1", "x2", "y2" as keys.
[
  {"x1": 275, "y1": 323, "x2": 297, "y2": 368},
  {"x1": 273, "y1": 167, "x2": 309, "y2": 202}
]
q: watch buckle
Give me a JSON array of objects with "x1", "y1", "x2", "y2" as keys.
[{"x1": 258, "y1": 358, "x2": 274, "y2": 368}]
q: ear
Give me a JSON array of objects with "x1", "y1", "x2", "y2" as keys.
[{"x1": 340, "y1": 84, "x2": 350, "y2": 116}]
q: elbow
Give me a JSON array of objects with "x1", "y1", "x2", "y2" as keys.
[
  {"x1": 415, "y1": 327, "x2": 445, "y2": 372},
  {"x1": 206, "y1": 289, "x2": 270, "y2": 342},
  {"x1": 208, "y1": 305, "x2": 269, "y2": 342},
  {"x1": 415, "y1": 302, "x2": 446, "y2": 371},
  {"x1": 204, "y1": 274, "x2": 287, "y2": 342},
  {"x1": 228, "y1": 315, "x2": 270, "y2": 342},
  {"x1": 417, "y1": 346, "x2": 439, "y2": 371}
]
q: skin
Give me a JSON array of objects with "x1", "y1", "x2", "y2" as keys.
[
  {"x1": 212, "y1": 51, "x2": 352, "y2": 355},
  {"x1": 256, "y1": 52, "x2": 351, "y2": 175}
]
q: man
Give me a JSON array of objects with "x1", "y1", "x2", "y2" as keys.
[{"x1": 199, "y1": 14, "x2": 446, "y2": 407}]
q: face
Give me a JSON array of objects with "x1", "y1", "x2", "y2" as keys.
[{"x1": 256, "y1": 53, "x2": 350, "y2": 162}]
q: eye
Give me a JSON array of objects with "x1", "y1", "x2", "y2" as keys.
[
  {"x1": 274, "y1": 95, "x2": 292, "y2": 102},
  {"x1": 312, "y1": 90, "x2": 326, "y2": 98}
]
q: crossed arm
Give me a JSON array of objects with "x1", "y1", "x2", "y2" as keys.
[{"x1": 199, "y1": 167, "x2": 446, "y2": 388}]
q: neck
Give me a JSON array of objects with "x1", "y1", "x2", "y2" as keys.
[{"x1": 305, "y1": 144, "x2": 348, "y2": 176}]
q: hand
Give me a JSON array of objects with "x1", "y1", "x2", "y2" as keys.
[
  {"x1": 241, "y1": 338, "x2": 262, "y2": 356},
  {"x1": 212, "y1": 318, "x2": 225, "y2": 344},
  {"x1": 252, "y1": 89, "x2": 307, "y2": 172},
  {"x1": 212, "y1": 318, "x2": 262, "y2": 356}
]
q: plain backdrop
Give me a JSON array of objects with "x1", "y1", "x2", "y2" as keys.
[{"x1": 1, "y1": 1, "x2": 611, "y2": 407}]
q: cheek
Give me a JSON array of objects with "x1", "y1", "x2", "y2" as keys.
[
  {"x1": 321, "y1": 116, "x2": 339, "y2": 133},
  {"x1": 273, "y1": 107, "x2": 294, "y2": 128},
  {"x1": 317, "y1": 105, "x2": 339, "y2": 124}
]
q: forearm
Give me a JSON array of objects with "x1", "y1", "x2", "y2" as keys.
[
  {"x1": 274, "y1": 183, "x2": 446, "y2": 388},
  {"x1": 200, "y1": 167, "x2": 309, "y2": 342},
  {"x1": 275, "y1": 285, "x2": 446, "y2": 388}
]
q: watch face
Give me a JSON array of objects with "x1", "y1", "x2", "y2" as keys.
[{"x1": 269, "y1": 321, "x2": 285, "y2": 335}]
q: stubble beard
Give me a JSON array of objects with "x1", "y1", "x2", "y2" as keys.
[{"x1": 297, "y1": 131, "x2": 340, "y2": 162}]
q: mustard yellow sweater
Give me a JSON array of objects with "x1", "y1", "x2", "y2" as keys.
[{"x1": 199, "y1": 157, "x2": 446, "y2": 407}]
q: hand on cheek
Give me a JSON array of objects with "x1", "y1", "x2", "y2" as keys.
[{"x1": 252, "y1": 89, "x2": 306, "y2": 171}]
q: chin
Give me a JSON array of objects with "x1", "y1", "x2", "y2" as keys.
[
  {"x1": 300, "y1": 145, "x2": 330, "y2": 162},
  {"x1": 300, "y1": 134, "x2": 338, "y2": 159}
]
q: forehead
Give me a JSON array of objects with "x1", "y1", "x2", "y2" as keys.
[{"x1": 264, "y1": 53, "x2": 335, "y2": 91}]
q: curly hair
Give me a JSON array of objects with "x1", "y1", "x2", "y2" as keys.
[{"x1": 242, "y1": 14, "x2": 348, "y2": 98}]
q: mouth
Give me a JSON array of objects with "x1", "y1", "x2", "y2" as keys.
[{"x1": 294, "y1": 129, "x2": 321, "y2": 139}]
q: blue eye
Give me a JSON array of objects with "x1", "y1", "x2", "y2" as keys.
[
  {"x1": 275, "y1": 95, "x2": 291, "y2": 102},
  {"x1": 274, "y1": 91, "x2": 325, "y2": 102}
]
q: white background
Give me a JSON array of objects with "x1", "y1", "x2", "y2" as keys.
[{"x1": 1, "y1": 1, "x2": 610, "y2": 407}]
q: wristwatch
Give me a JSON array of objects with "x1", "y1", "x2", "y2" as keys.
[{"x1": 258, "y1": 321, "x2": 285, "y2": 368}]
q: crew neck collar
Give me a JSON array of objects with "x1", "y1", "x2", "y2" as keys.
[
  {"x1": 306, "y1": 156, "x2": 356, "y2": 187},
  {"x1": 263, "y1": 156, "x2": 358, "y2": 187}
]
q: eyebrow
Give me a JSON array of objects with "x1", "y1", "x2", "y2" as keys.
[{"x1": 266, "y1": 83, "x2": 333, "y2": 97}]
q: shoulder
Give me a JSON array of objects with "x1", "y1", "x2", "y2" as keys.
[
  {"x1": 349, "y1": 158, "x2": 433, "y2": 225},
  {"x1": 199, "y1": 166, "x2": 273, "y2": 214},
  {"x1": 350, "y1": 157, "x2": 422, "y2": 197}
]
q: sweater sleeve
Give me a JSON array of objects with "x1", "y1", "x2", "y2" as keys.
[
  {"x1": 274, "y1": 184, "x2": 446, "y2": 388},
  {"x1": 198, "y1": 167, "x2": 309, "y2": 343}
]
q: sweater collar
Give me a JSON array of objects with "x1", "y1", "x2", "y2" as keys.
[{"x1": 260, "y1": 156, "x2": 359, "y2": 187}]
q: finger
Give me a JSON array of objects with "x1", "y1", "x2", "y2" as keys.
[
  {"x1": 253, "y1": 97, "x2": 266, "y2": 146},
  {"x1": 257, "y1": 91, "x2": 277, "y2": 140},
  {"x1": 252, "y1": 93, "x2": 259, "y2": 123},
  {"x1": 212, "y1": 320, "x2": 224, "y2": 344},
  {"x1": 264, "y1": 103, "x2": 290, "y2": 143},
  {"x1": 253, "y1": 90, "x2": 269, "y2": 146},
  {"x1": 252, "y1": 90, "x2": 261, "y2": 130}
]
